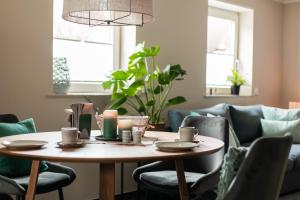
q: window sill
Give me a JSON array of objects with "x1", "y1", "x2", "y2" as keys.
[
  {"x1": 46, "y1": 92, "x2": 111, "y2": 98},
  {"x1": 204, "y1": 94, "x2": 257, "y2": 98}
]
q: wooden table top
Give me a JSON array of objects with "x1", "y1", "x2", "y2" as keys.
[{"x1": 0, "y1": 131, "x2": 224, "y2": 163}]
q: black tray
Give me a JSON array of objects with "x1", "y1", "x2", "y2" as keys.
[{"x1": 95, "y1": 135, "x2": 122, "y2": 142}]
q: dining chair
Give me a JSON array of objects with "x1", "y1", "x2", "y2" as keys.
[
  {"x1": 222, "y1": 134, "x2": 292, "y2": 200},
  {"x1": 133, "y1": 115, "x2": 229, "y2": 199},
  {"x1": 0, "y1": 114, "x2": 76, "y2": 200}
]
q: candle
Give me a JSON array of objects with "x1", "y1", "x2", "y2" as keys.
[
  {"x1": 118, "y1": 119, "x2": 133, "y2": 139},
  {"x1": 103, "y1": 110, "x2": 118, "y2": 140}
]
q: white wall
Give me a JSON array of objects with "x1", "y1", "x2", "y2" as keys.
[
  {"x1": 282, "y1": 3, "x2": 300, "y2": 107},
  {"x1": 0, "y1": 0, "x2": 283, "y2": 199}
]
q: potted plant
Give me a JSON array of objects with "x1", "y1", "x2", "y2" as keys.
[
  {"x1": 102, "y1": 43, "x2": 187, "y2": 129},
  {"x1": 226, "y1": 69, "x2": 246, "y2": 95}
]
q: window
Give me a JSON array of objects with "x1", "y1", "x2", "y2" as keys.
[
  {"x1": 53, "y1": 0, "x2": 120, "y2": 93},
  {"x1": 206, "y1": 1, "x2": 254, "y2": 96},
  {"x1": 206, "y1": 7, "x2": 239, "y2": 88}
]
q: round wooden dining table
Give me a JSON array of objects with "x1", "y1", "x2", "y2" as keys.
[{"x1": 0, "y1": 130, "x2": 224, "y2": 200}]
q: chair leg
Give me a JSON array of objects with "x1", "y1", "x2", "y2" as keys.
[
  {"x1": 16, "y1": 195, "x2": 25, "y2": 200},
  {"x1": 58, "y1": 188, "x2": 64, "y2": 200}
]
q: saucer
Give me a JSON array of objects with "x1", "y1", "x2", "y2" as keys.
[
  {"x1": 174, "y1": 139, "x2": 199, "y2": 143},
  {"x1": 57, "y1": 141, "x2": 86, "y2": 148}
]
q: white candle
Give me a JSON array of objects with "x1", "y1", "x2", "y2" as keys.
[
  {"x1": 118, "y1": 119, "x2": 133, "y2": 129},
  {"x1": 103, "y1": 110, "x2": 118, "y2": 119}
]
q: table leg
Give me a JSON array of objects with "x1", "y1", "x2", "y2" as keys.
[
  {"x1": 25, "y1": 160, "x2": 40, "y2": 200},
  {"x1": 99, "y1": 163, "x2": 115, "y2": 200},
  {"x1": 175, "y1": 159, "x2": 189, "y2": 200}
]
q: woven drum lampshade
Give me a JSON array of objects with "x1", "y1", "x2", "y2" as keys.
[{"x1": 62, "y1": 0, "x2": 154, "y2": 26}]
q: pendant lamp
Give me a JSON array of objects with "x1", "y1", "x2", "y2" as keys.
[{"x1": 62, "y1": 0, "x2": 154, "y2": 26}]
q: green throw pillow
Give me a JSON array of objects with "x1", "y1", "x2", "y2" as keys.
[
  {"x1": 262, "y1": 106, "x2": 300, "y2": 121},
  {"x1": 0, "y1": 118, "x2": 48, "y2": 177},
  {"x1": 261, "y1": 119, "x2": 300, "y2": 143},
  {"x1": 217, "y1": 147, "x2": 248, "y2": 200}
]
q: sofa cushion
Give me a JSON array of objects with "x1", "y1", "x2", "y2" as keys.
[
  {"x1": 288, "y1": 144, "x2": 300, "y2": 170},
  {"x1": 229, "y1": 105, "x2": 263, "y2": 144},
  {"x1": 168, "y1": 104, "x2": 229, "y2": 132},
  {"x1": 261, "y1": 119, "x2": 300, "y2": 143},
  {"x1": 262, "y1": 106, "x2": 300, "y2": 121}
]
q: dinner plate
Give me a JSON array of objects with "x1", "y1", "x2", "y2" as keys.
[
  {"x1": 57, "y1": 141, "x2": 86, "y2": 148},
  {"x1": 2, "y1": 140, "x2": 48, "y2": 150},
  {"x1": 155, "y1": 141, "x2": 200, "y2": 152}
]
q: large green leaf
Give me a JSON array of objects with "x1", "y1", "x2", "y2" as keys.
[
  {"x1": 158, "y1": 73, "x2": 170, "y2": 85},
  {"x1": 110, "y1": 97, "x2": 127, "y2": 109},
  {"x1": 129, "y1": 80, "x2": 144, "y2": 89},
  {"x1": 112, "y1": 93, "x2": 125, "y2": 100},
  {"x1": 154, "y1": 85, "x2": 164, "y2": 94},
  {"x1": 102, "y1": 81, "x2": 113, "y2": 89},
  {"x1": 166, "y1": 96, "x2": 187, "y2": 106},
  {"x1": 146, "y1": 100, "x2": 155, "y2": 107},
  {"x1": 117, "y1": 107, "x2": 128, "y2": 115},
  {"x1": 111, "y1": 70, "x2": 129, "y2": 80}
]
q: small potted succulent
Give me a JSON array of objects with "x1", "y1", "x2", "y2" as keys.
[
  {"x1": 227, "y1": 69, "x2": 246, "y2": 95},
  {"x1": 102, "y1": 43, "x2": 187, "y2": 129}
]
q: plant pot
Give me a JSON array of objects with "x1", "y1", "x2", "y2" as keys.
[
  {"x1": 147, "y1": 123, "x2": 166, "y2": 132},
  {"x1": 231, "y1": 85, "x2": 240, "y2": 95}
]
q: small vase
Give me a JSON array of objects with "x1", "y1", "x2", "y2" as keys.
[{"x1": 231, "y1": 85, "x2": 240, "y2": 95}]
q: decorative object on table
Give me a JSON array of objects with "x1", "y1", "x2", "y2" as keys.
[
  {"x1": 132, "y1": 130, "x2": 142, "y2": 144},
  {"x1": 226, "y1": 69, "x2": 246, "y2": 95},
  {"x1": 179, "y1": 126, "x2": 199, "y2": 142},
  {"x1": 68, "y1": 103, "x2": 93, "y2": 139},
  {"x1": 102, "y1": 110, "x2": 118, "y2": 140},
  {"x1": 96, "y1": 114, "x2": 149, "y2": 136},
  {"x1": 122, "y1": 130, "x2": 132, "y2": 144},
  {"x1": 2, "y1": 140, "x2": 48, "y2": 150},
  {"x1": 62, "y1": 0, "x2": 154, "y2": 26},
  {"x1": 53, "y1": 57, "x2": 70, "y2": 94},
  {"x1": 118, "y1": 119, "x2": 133, "y2": 139},
  {"x1": 102, "y1": 43, "x2": 187, "y2": 128}
]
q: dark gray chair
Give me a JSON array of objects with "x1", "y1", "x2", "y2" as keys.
[
  {"x1": 0, "y1": 114, "x2": 76, "y2": 200},
  {"x1": 133, "y1": 115, "x2": 229, "y2": 199},
  {"x1": 223, "y1": 135, "x2": 292, "y2": 200}
]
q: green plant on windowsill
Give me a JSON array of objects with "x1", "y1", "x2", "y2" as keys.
[
  {"x1": 102, "y1": 43, "x2": 187, "y2": 125},
  {"x1": 226, "y1": 69, "x2": 247, "y2": 95}
]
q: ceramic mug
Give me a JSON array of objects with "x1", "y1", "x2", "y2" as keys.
[
  {"x1": 61, "y1": 127, "x2": 79, "y2": 144},
  {"x1": 179, "y1": 127, "x2": 198, "y2": 142}
]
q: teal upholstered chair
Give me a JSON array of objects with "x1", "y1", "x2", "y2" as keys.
[
  {"x1": 221, "y1": 135, "x2": 292, "y2": 200},
  {"x1": 0, "y1": 114, "x2": 76, "y2": 200},
  {"x1": 133, "y1": 116, "x2": 229, "y2": 199}
]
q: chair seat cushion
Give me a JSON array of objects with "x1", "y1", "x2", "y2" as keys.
[
  {"x1": 140, "y1": 170, "x2": 204, "y2": 188},
  {"x1": 13, "y1": 171, "x2": 70, "y2": 194}
]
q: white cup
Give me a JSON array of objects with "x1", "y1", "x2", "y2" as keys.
[
  {"x1": 61, "y1": 127, "x2": 79, "y2": 144},
  {"x1": 179, "y1": 127, "x2": 198, "y2": 142}
]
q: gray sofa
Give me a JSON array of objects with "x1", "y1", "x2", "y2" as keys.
[{"x1": 168, "y1": 103, "x2": 300, "y2": 195}]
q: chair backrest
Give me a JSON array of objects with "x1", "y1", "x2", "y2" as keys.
[
  {"x1": 0, "y1": 114, "x2": 19, "y2": 123},
  {"x1": 181, "y1": 115, "x2": 229, "y2": 173},
  {"x1": 224, "y1": 135, "x2": 293, "y2": 200}
]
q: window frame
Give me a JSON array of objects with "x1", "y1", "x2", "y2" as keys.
[
  {"x1": 206, "y1": 7, "x2": 240, "y2": 89},
  {"x1": 52, "y1": 0, "x2": 121, "y2": 94}
]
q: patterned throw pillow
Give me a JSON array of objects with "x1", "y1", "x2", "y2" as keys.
[{"x1": 217, "y1": 147, "x2": 248, "y2": 200}]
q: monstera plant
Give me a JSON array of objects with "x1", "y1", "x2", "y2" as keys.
[{"x1": 102, "y1": 43, "x2": 187, "y2": 125}]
